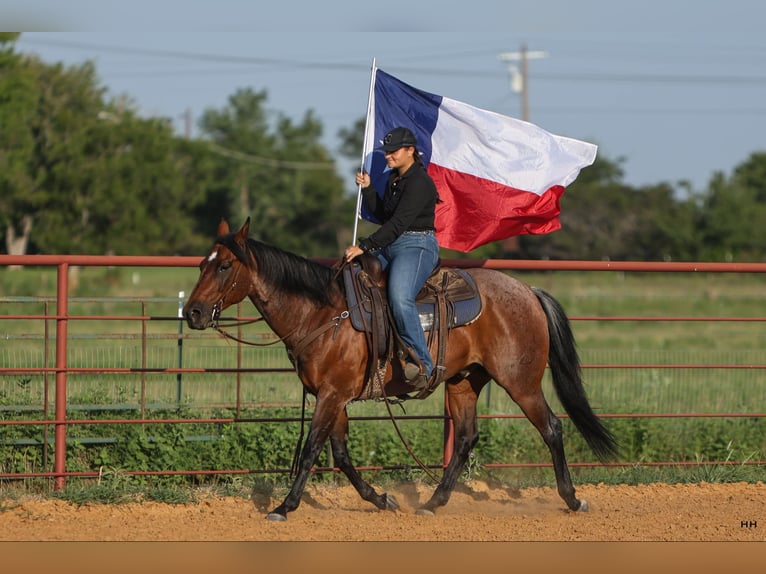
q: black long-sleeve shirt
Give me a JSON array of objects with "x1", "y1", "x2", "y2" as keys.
[{"x1": 359, "y1": 162, "x2": 439, "y2": 252}]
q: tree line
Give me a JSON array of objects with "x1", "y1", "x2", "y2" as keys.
[{"x1": 2, "y1": 33, "x2": 764, "y2": 262}]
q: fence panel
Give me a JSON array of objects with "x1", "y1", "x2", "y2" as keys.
[{"x1": 1, "y1": 255, "x2": 764, "y2": 489}]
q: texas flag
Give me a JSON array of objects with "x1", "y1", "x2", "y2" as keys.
[{"x1": 361, "y1": 68, "x2": 598, "y2": 253}]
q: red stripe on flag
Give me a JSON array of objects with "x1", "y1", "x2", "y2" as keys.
[{"x1": 428, "y1": 163, "x2": 564, "y2": 253}]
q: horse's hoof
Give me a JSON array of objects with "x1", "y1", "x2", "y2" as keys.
[
  {"x1": 415, "y1": 508, "x2": 435, "y2": 517},
  {"x1": 577, "y1": 499, "x2": 589, "y2": 512},
  {"x1": 384, "y1": 494, "x2": 400, "y2": 512},
  {"x1": 266, "y1": 512, "x2": 287, "y2": 521}
]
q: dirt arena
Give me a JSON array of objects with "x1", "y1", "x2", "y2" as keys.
[{"x1": 1, "y1": 480, "x2": 763, "y2": 542}]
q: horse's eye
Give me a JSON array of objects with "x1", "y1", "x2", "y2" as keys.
[{"x1": 219, "y1": 260, "x2": 232, "y2": 272}]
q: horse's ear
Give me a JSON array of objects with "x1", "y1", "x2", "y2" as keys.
[
  {"x1": 217, "y1": 218, "x2": 230, "y2": 236},
  {"x1": 235, "y1": 217, "x2": 251, "y2": 245}
]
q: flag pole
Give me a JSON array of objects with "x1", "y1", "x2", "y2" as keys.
[{"x1": 351, "y1": 58, "x2": 376, "y2": 246}]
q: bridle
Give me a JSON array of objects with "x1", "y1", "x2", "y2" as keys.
[
  {"x1": 211, "y1": 256, "x2": 244, "y2": 328},
  {"x1": 209, "y1": 253, "x2": 352, "y2": 358},
  {"x1": 209, "y1": 256, "x2": 285, "y2": 347}
]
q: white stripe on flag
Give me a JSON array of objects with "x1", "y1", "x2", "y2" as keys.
[{"x1": 431, "y1": 97, "x2": 597, "y2": 196}]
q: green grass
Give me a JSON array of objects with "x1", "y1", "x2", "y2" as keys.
[{"x1": 3, "y1": 266, "x2": 764, "y2": 415}]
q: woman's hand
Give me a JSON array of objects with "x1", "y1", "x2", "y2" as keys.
[
  {"x1": 355, "y1": 171, "x2": 370, "y2": 188},
  {"x1": 344, "y1": 245, "x2": 364, "y2": 262}
]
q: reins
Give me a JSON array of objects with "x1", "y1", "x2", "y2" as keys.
[
  {"x1": 381, "y1": 392, "x2": 442, "y2": 483},
  {"x1": 213, "y1": 306, "x2": 351, "y2": 354},
  {"x1": 213, "y1": 318, "x2": 295, "y2": 348}
]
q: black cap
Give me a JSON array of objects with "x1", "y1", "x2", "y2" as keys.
[{"x1": 376, "y1": 127, "x2": 418, "y2": 152}]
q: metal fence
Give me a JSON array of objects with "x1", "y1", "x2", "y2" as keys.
[{"x1": 1, "y1": 254, "x2": 764, "y2": 489}]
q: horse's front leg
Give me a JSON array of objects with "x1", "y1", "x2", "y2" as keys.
[
  {"x1": 329, "y1": 410, "x2": 399, "y2": 512},
  {"x1": 266, "y1": 396, "x2": 339, "y2": 521}
]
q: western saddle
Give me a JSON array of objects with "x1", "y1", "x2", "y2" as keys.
[{"x1": 342, "y1": 254, "x2": 482, "y2": 399}]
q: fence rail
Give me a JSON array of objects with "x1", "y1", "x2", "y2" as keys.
[{"x1": 1, "y1": 254, "x2": 765, "y2": 489}]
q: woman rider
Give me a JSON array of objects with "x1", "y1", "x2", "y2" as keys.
[{"x1": 344, "y1": 127, "x2": 440, "y2": 390}]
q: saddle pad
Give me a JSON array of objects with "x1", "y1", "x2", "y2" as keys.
[
  {"x1": 343, "y1": 264, "x2": 482, "y2": 333},
  {"x1": 418, "y1": 269, "x2": 482, "y2": 331}
]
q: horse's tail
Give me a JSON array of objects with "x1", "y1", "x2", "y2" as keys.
[{"x1": 532, "y1": 287, "x2": 619, "y2": 461}]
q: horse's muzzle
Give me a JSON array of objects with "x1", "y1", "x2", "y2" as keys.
[{"x1": 183, "y1": 302, "x2": 214, "y2": 330}]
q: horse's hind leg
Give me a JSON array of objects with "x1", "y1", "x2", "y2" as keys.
[
  {"x1": 514, "y1": 392, "x2": 585, "y2": 511},
  {"x1": 329, "y1": 412, "x2": 399, "y2": 512},
  {"x1": 419, "y1": 374, "x2": 487, "y2": 515}
]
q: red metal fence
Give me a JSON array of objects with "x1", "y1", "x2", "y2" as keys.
[{"x1": 1, "y1": 254, "x2": 764, "y2": 489}]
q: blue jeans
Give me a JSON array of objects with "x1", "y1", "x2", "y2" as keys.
[{"x1": 375, "y1": 231, "x2": 440, "y2": 377}]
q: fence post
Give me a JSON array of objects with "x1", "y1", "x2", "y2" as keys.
[
  {"x1": 141, "y1": 300, "x2": 147, "y2": 419},
  {"x1": 43, "y1": 300, "x2": 51, "y2": 469},
  {"x1": 177, "y1": 291, "x2": 184, "y2": 406},
  {"x1": 54, "y1": 263, "x2": 69, "y2": 490}
]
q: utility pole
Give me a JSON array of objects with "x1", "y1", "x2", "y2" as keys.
[
  {"x1": 496, "y1": 44, "x2": 547, "y2": 258},
  {"x1": 183, "y1": 108, "x2": 193, "y2": 138},
  {"x1": 498, "y1": 43, "x2": 547, "y2": 121}
]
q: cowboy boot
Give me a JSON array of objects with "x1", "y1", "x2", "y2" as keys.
[{"x1": 403, "y1": 362, "x2": 427, "y2": 391}]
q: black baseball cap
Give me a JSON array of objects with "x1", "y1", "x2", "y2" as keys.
[{"x1": 377, "y1": 127, "x2": 418, "y2": 152}]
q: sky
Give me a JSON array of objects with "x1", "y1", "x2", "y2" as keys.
[{"x1": 6, "y1": 1, "x2": 766, "y2": 194}]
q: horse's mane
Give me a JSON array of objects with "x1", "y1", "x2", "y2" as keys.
[{"x1": 217, "y1": 234, "x2": 341, "y2": 307}]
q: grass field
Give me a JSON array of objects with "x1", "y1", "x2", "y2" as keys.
[
  {"x1": 2, "y1": 264, "x2": 763, "y2": 405},
  {"x1": 1, "y1": 263, "x2": 764, "y2": 491}
]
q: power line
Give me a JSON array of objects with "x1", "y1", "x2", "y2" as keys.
[
  {"x1": 539, "y1": 106, "x2": 766, "y2": 116},
  {"x1": 21, "y1": 37, "x2": 766, "y2": 86},
  {"x1": 21, "y1": 37, "x2": 361, "y2": 70},
  {"x1": 532, "y1": 72, "x2": 766, "y2": 85}
]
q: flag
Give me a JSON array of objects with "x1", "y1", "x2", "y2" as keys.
[{"x1": 361, "y1": 68, "x2": 598, "y2": 253}]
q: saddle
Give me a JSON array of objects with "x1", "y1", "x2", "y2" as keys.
[{"x1": 342, "y1": 254, "x2": 482, "y2": 397}]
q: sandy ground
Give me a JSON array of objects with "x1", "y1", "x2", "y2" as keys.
[{"x1": 1, "y1": 480, "x2": 763, "y2": 542}]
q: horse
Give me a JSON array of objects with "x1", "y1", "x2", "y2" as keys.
[{"x1": 183, "y1": 218, "x2": 618, "y2": 521}]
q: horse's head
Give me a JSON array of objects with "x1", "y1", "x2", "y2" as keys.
[{"x1": 183, "y1": 217, "x2": 253, "y2": 330}]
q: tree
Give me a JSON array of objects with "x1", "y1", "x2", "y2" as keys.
[
  {"x1": 0, "y1": 36, "x2": 210, "y2": 255},
  {"x1": 627, "y1": 183, "x2": 700, "y2": 261},
  {"x1": 337, "y1": 116, "x2": 365, "y2": 159},
  {"x1": 521, "y1": 154, "x2": 701, "y2": 261},
  {"x1": 198, "y1": 88, "x2": 353, "y2": 256},
  {"x1": 0, "y1": 34, "x2": 39, "y2": 257},
  {"x1": 521, "y1": 154, "x2": 626, "y2": 260},
  {"x1": 698, "y1": 153, "x2": 766, "y2": 261}
]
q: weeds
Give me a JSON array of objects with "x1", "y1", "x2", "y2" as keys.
[
  {"x1": 52, "y1": 482, "x2": 136, "y2": 506},
  {"x1": 143, "y1": 484, "x2": 198, "y2": 505},
  {"x1": 689, "y1": 440, "x2": 759, "y2": 483}
]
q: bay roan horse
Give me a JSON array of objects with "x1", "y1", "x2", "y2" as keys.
[{"x1": 183, "y1": 218, "x2": 618, "y2": 521}]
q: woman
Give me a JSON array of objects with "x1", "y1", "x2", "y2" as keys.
[{"x1": 344, "y1": 127, "x2": 440, "y2": 390}]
